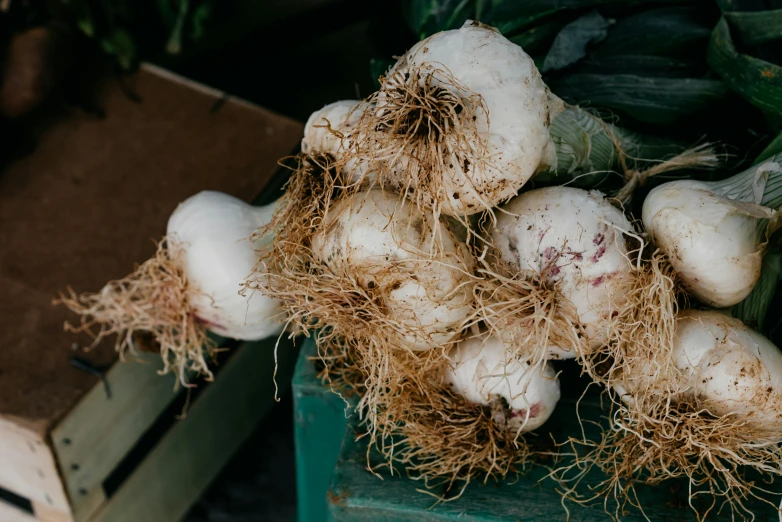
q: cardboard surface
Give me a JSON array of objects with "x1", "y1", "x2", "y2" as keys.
[{"x1": 0, "y1": 64, "x2": 302, "y2": 430}]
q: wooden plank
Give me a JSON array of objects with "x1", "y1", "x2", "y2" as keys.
[
  {"x1": 0, "y1": 417, "x2": 72, "y2": 516},
  {"x1": 328, "y1": 403, "x2": 779, "y2": 522},
  {"x1": 292, "y1": 337, "x2": 349, "y2": 522},
  {"x1": 33, "y1": 502, "x2": 73, "y2": 522},
  {"x1": 88, "y1": 335, "x2": 299, "y2": 522},
  {"x1": 0, "y1": 501, "x2": 37, "y2": 522},
  {"x1": 50, "y1": 352, "x2": 179, "y2": 522}
]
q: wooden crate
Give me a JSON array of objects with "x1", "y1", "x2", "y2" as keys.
[
  {"x1": 0, "y1": 64, "x2": 303, "y2": 521},
  {"x1": 1, "y1": 337, "x2": 297, "y2": 522},
  {"x1": 327, "y1": 412, "x2": 780, "y2": 521},
  {"x1": 292, "y1": 338, "x2": 350, "y2": 522}
]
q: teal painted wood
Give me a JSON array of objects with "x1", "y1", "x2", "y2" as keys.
[
  {"x1": 293, "y1": 336, "x2": 351, "y2": 522},
  {"x1": 327, "y1": 395, "x2": 779, "y2": 521}
]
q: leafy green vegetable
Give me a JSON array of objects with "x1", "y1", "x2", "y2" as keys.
[
  {"x1": 541, "y1": 10, "x2": 610, "y2": 73},
  {"x1": 549, "y1": 74, "x2": 728, "y2": 124},
  {"x1": 732, "y1": 250, "x2": 781, "y2": 335},
  {"x1": 708, "y1": 17, "x2": 782, "y2": 117},
  {"x1": 594, "y1": 6, "x2": 712, "y2": 58},
  {"x1": 724, "y1": 9, "x2": 782, "y2": 47}
]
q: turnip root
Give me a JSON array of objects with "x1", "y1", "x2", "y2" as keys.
[
  {"x1": 58, "y1": 191, "x2": 283, "y2": 383},
  {"x1": 488, "y1": 186, "x2": 635, "y2": 359},
  {"x1": 309, "y1": 188, "x2": 474, "y2": 350},
  {"x1": 343, "y1": 21, "x2": 557, "y2": 217},
  {"x1": 250, "y1": 156, "x2": 475, "y2": 441},
  {"x1": 301, "y1": 100, "x2": 363, "y2": 159},
  {"x1": 445, "y1": 333, "x2": 560, "y2": 433},
  {"x1": 584, "y1": 310, "x2": 782, "y2": 520},
  {"x1": 364, "y1": 332, "x2": 559, "y2": 492},
  {"x1": 643, "y1": 154, "x2": 782, "y2": 308}
]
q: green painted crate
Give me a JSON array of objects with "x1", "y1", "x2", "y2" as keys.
[
  {"x1": 325, "y1": 384, "x2": 780, "y2": 521},
  {"x1": 292, "y1": 338, "x2": 780, "y2": 521},
  {"x1": 292, "y1": 338, "x2": 350, "y2": 522}
]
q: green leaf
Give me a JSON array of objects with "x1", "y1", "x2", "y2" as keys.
[
  {"x1": 370, "y1": 58, "x2": 395, "y2": 89},
  {"x1": 507, "y1": 18, "x2": 564, "y2": 53},
  {"x1": 541, "y1": 10, "x2": 610, "y2": 73},
  {"x1": 755, "y1": 133, "x2": 782, "y2": 165},
  {"x1": 595, "y1": 6, "x2": 712, "y2": 57},
  {"x1": 191, "y1": 1, "x2": 214, "y2": 41},
  {"x1": 402, "y1": 0, "x2": 477, "y2": 37},
  {"x1": 536, "y1": 106, "x2": 683, "y2": 187},
  {"x1": 708, "y1": 17, "x2": 782, "y2": 116},
  {"x1": 732, "y1": 250, "x2": 782, "y2": 334},
  {"x1": 724, "y1": 9, "x2": 782, "y2": 46},
  {"x1": 485, "y1": 0, "x2": 700, "y2": 29},
  {"x1": 549, "y1": 74, "x2": 729, "y2": 124},
  {"x1": 572, "y1": 54, "x2": 703, "y2": 78}
]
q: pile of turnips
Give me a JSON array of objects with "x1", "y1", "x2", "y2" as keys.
[{"x1": 58, "y1": 20, "x2": 782, "y2": 520}]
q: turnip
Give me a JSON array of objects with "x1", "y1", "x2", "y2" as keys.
[
  {"x1": 309, "y1": 187, "x2": 474, "y2": 351},
  {"x1": 475, "y1": 185, "x2": 680, "y2": 404},
  {"x1": 445, "y1": 333, "x2": 560, "y2": 433},
  {"x1": 643, "y1": 154, "x2": 782, "y2": 308},
  {"x1": 493, "y1": 187, "x2": 635, "y2": 355},
  {"x1": 301, "y1": 100, "x2": 362, "y2": 160},
  {"x1": 594, "y1": 310, "x2": 782, "y2": 520},
  {"x1": 58, "y1": 191, "x2": 283, "y2": 383},
  {"x1": 370, "y1": 332, "x2": 560, "y2": 491},
  {"x1": 250, "y1": 156, "x2": 475, "y2": 439},
  {"x1": 344, "y1": 21, "x2": 557, "y2": 217}
]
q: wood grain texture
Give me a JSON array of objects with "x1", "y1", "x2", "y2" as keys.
[
  {"x1": 328, "y1": 401, "x2": 780, "y2": 522},
  {"x1": 0, "y1": 501, "x2": 38, "y2": 522},
  {"x1": 0, "y1": 417, "x2": 71, "y2": 516},
  {"x1": 32, "y1": 502, "x2": 74, "y2": 522},
  {"x1": 0, "y1": 63, "x2": 302, "y2": 428},
  {"x1": 87, "y1": 335, "x2": 298, "y2": 522},
  {"x1": 50, "y1": 352, "x2": 178, "y2": 522}
]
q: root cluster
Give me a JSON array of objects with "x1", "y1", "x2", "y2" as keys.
[
  {"x1": 345, "y1": 63, "x2": 494, "y2": 217},
  {"x1": 55, "y1": 240, "x2": 216, "y2": 385}
]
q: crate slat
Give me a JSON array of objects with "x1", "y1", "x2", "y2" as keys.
[
  {"x1": 0, "y1": 501, "x2": 37, "y2": 522},
  {"x1": 88, "y1": 336, "x2": 298, "y2": 522},
  {"x1": 292, "y1": 338, "x2": 349, "y2": 522},
  {"x1": 0, "y1": 417, "x2": 71, "y2": 517},
  {"x1": 51, "y1": 352, "x2": 177, "y2": 521}
]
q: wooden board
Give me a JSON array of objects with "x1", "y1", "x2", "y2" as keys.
[
  {"x1": 0, "y1": 62, "x2": 302, "y2": 433},
  {"x1": 88, "y1": 335, "x2": 298, "y2": 522},
  {"x1": 292, "y1": 337, "x2": 350, "y2": 522},
  {"x1": 327, "y1": 399, "x2": 781, "y2": 521},
  {"x1": 50, "y1": 352, "x2": 177, "y2": 522},
  {"x1": 0, "y1": 417, "x2": 71, "y2": 519}
]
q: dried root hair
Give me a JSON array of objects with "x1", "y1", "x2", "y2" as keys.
[
  {"x1": 354, "y1": 346, "x2": 550, "y2": 498},
  {"x1": 248, "y1": 153, "x2": 475, "y2": 439},
  {"x1": 582, "y1": 245, "x2": 683, "y2": 390},
  {"x1": 345, "y1": 61, "x2": 496, "y2": 218},
  {"x1": 55, "y1": 240, "x2": 216, "y2": 386},
  {"x1": 557, "y1": 396, "x2": 782, "y2": 521},
  {"x1": 473, "y1": 249, "x2": 587, "y2": 369}
]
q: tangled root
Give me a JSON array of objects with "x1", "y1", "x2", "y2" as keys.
[
  {"x1": 558, "y1": 397, "x2": 782, "y2": 521},
  {"x1": 473, "y1": 253, "x2": 586, "y2": 368},
  {"x1": 320, "y1": 338, "x2": 544, "y2": 497},
  {"x1": 584, "y1": 247, "x2": 683, "y2": 390},
  {"x1": 55, "y1": 240, "x2": 216, "y2": 385},
  {"x1": 555, "y1": 249, "x2": 781, "y2": 520},
  {"x1": 346, "y1": 63, "x2": 495, "y2": 217},
  {"x1": 248, "y1": 153, "x2": 474, "y2": 440}
]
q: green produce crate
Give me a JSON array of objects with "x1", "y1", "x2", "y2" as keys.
[
  {"x1": 326, "y1": 388, "x2": 780, "y2": 521},
  {"x1": 292, "y1": 338, "x2": 350, "y2": 522},
  {"x1": 292, "y1": 339, "x2": 780, "y2": 521}
]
